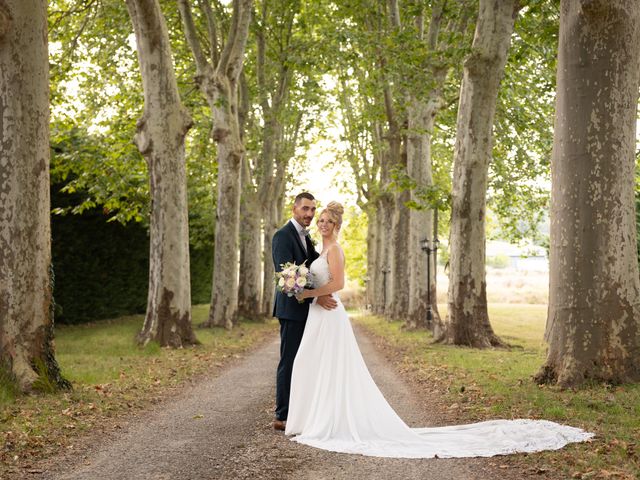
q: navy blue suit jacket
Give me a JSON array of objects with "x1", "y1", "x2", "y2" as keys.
[{"x1": 272, "y1": 220, "x2": 319, "y2": 321}]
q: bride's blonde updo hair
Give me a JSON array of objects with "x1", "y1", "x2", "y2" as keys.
[{"x1": 321, "y1": 201, "x2": 344, "y2": 235}]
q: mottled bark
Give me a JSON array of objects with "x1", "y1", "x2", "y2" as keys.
[
  {"x1": 403, "y1": 2, "x2": 451, "y2": 332},
  {"x1": 365, "y1": 208, "x2": 378, "y2": 311},
  {"x1": 444, "y1": 0, "x2": 519, "y2": 347},
  {"x1": 0, "y1": 0, "x2": 69, "y2": 391},
  {"x1": 379, "y1": 67, "x2": 402, "y2": 318},
  {"x1": 126, "y1": 0, "x2": 197, "y2": 347},
  {"x1": 178, "y1": 0, "x2": 253, "y2": 329},
  {"x1": 261, "y1": 205, "x2": 278, "y2": 316},
  {"x1": 374, "y1": 192, "x2": 395, "y2": 315},
  {"x1": 238, "y1": 161, "x2": 262, "y2": 318},
  {"x1": 257, "y1": 120, "x2": 283, "y2": 318},
  {"x1": 208, "y1": 80, "x2": 244, "y2": 329},
  {"x1": 535, "y1": 0, "x2": 640, "y2": 387},
  {"x1": 372, "y1": 202, "x2": 385, "y2": 315},
  {"x1": 390, "y1": 185, "x2": 410, "y2": 320},
  {"x1": 237, "y1": 69, "x2": 261, "y2": 319},
  {"x1": 371, "y1": 117, "x2": 393, "y2": 316},
  {"x1": 261, "y1": 152, "x2": 289, "y2": 316}
]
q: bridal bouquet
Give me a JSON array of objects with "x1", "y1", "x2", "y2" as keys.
[{"x1": 275, "y1": 262, "x2": 314, "y2": 303}]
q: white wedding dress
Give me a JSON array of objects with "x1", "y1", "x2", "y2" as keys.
[{"x1": 285, "y1": 254, "x2": 593, "y2": 458}]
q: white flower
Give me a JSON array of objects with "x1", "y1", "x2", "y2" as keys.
[
  {"x1": 296, "y1": 276, "x2": 307, "y2": 287},
  {"x1": 298, "y1": 266, "x2": 309, "y2": 276},
  {"x1": 285, "y1": 277, "x2": 296, "y2": 289},
  {"x1": 278, "y1": 277, "x2": 285, "y2": 287}
]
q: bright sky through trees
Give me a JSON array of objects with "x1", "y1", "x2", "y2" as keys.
[{"x1": 296, "y1": 130, "x2": 357, "y2": 208}]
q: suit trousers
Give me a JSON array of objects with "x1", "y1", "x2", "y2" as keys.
[{"x1": 275, "y1": 318, "x2": 306, "y2": 421}]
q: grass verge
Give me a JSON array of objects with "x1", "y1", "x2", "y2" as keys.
[
  {"x1": 0, "y1": 305, "x2": 277, "y2": 477},
  {"x1": 353, "y1": 304, "x2": 640, "y2": 480}
]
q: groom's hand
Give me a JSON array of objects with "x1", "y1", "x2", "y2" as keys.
[{"x1": 316, "y1": 294, "x2": 337, "y2": 310}]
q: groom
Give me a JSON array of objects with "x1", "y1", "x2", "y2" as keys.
[{"x1": 272, "y1": 192, "x2": 337, "y2": 431}]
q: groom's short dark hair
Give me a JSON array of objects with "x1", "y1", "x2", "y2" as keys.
[{"x1": 294, "y1": 192, "x2": 315, "y2": 204}]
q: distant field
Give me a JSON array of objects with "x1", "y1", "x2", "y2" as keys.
[
  {"x1": 342, "y1": 268, "x2": 550, "y2": 309},
  {"x1": 435, "y1": 267, "x2": 548, "y2": 305}
]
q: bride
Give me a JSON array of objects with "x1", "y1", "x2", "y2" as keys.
[{"x1": 286, "y1": 201, "x2": 593, "y2": 458}]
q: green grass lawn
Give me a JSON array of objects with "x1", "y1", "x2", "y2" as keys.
[
  {"x1": 53, "y1": 305, "x2": 272, "y2": 387},
  {"x1": 353, "y1": 304, "x2": 640, "y2": 480},
  {"x1": 0, "y1": 306, "x2": 277, "y2": 475}
]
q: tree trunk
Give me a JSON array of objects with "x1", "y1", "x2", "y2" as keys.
[
  {"x1": 372, "y1": 202, "x2": 385, "y2": 315},
  {"x1": 237, "y1": 70, "x2": 261, "y2": 319},
  {"x1": 443, "y1": 0, "x2": 519, "y2": 347},
  {"x1": 262, "y1": 155, "x2": 289, "y2": 315},
  {"x1": 365, "y1": 208, "x2": 378, "y2": 311},
  {"x1": 0, "y1": 0, "x2": 69, "y2": 392},
  {"x1": 376, "y1": 49, "x2": 403, "y2": 318},
  {"x1": 375, "y1": 192, "x2": 394, "y2": 315},
  {"x1": 126, "y1": 0, "x2": 198, "y2": 348},
  {"x1": 261, "y1": 205, "x2": 278, "y2": 316},
  {"x1": 389, "y1": 120, "x2": 411, "y2": 321},
  {"x1": 535, "y1": 0, "x2": 640, "y2": 388},
  {"x1": 257, "y1": 125, "x2": 282, "y2": 318},
  {"x1": 207, "y1": 77, "x2": 244, "y2": 329},
  {"x1": 238, "y1": 161, "x2": 262, "y2": 318},
  {"x1": 405, "y1": 100, "x2": 442, "y2": 331},
  {"x1": 390, "y1": 186, "x2": 410, "y2": 320}
]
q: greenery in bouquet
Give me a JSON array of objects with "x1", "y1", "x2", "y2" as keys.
[{"x1": 275, "y1": 262, "x2": 314, "y2": 303}]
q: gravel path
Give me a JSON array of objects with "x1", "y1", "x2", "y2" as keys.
[{"x1": 38, "y1": 325, "x2": 546, "y2": 480}]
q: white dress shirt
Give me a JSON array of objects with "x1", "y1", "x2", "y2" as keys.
[{"x1": 290, "y1": 217, "x2": 308, "y2": 253}]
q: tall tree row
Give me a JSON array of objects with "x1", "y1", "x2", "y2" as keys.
[
  {"x1": 46, "y1": 0, "x2": 325, "y2": 337},
  {"x1": 331, "y1": 1, "x2": 397, "y2": 318},
  {"x1": 332, "y1": 0, "x2": 471, "y2": 331},
  {"x1": 0, "y1": 0, "x2": 68, "y2": 391},
  {"x1": 8, "y1": 0, "x2": 638, "y2": 401},
  {"x1": 177, "y1": 0, "x2": 319, "y2": 327},
  {"x1": 402, "y1": 1, "x2": 469, "y2": 332},
  {"x1": 253, "y1": 0, "x2": 300, "y2": 318},
  {"x1": 237, "y1": 0, "x2": 325, "y2": 319}
]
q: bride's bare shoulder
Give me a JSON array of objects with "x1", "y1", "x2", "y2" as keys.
[{"x1": 327, "y1": 243, "x2": 345, "y2": 259}]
